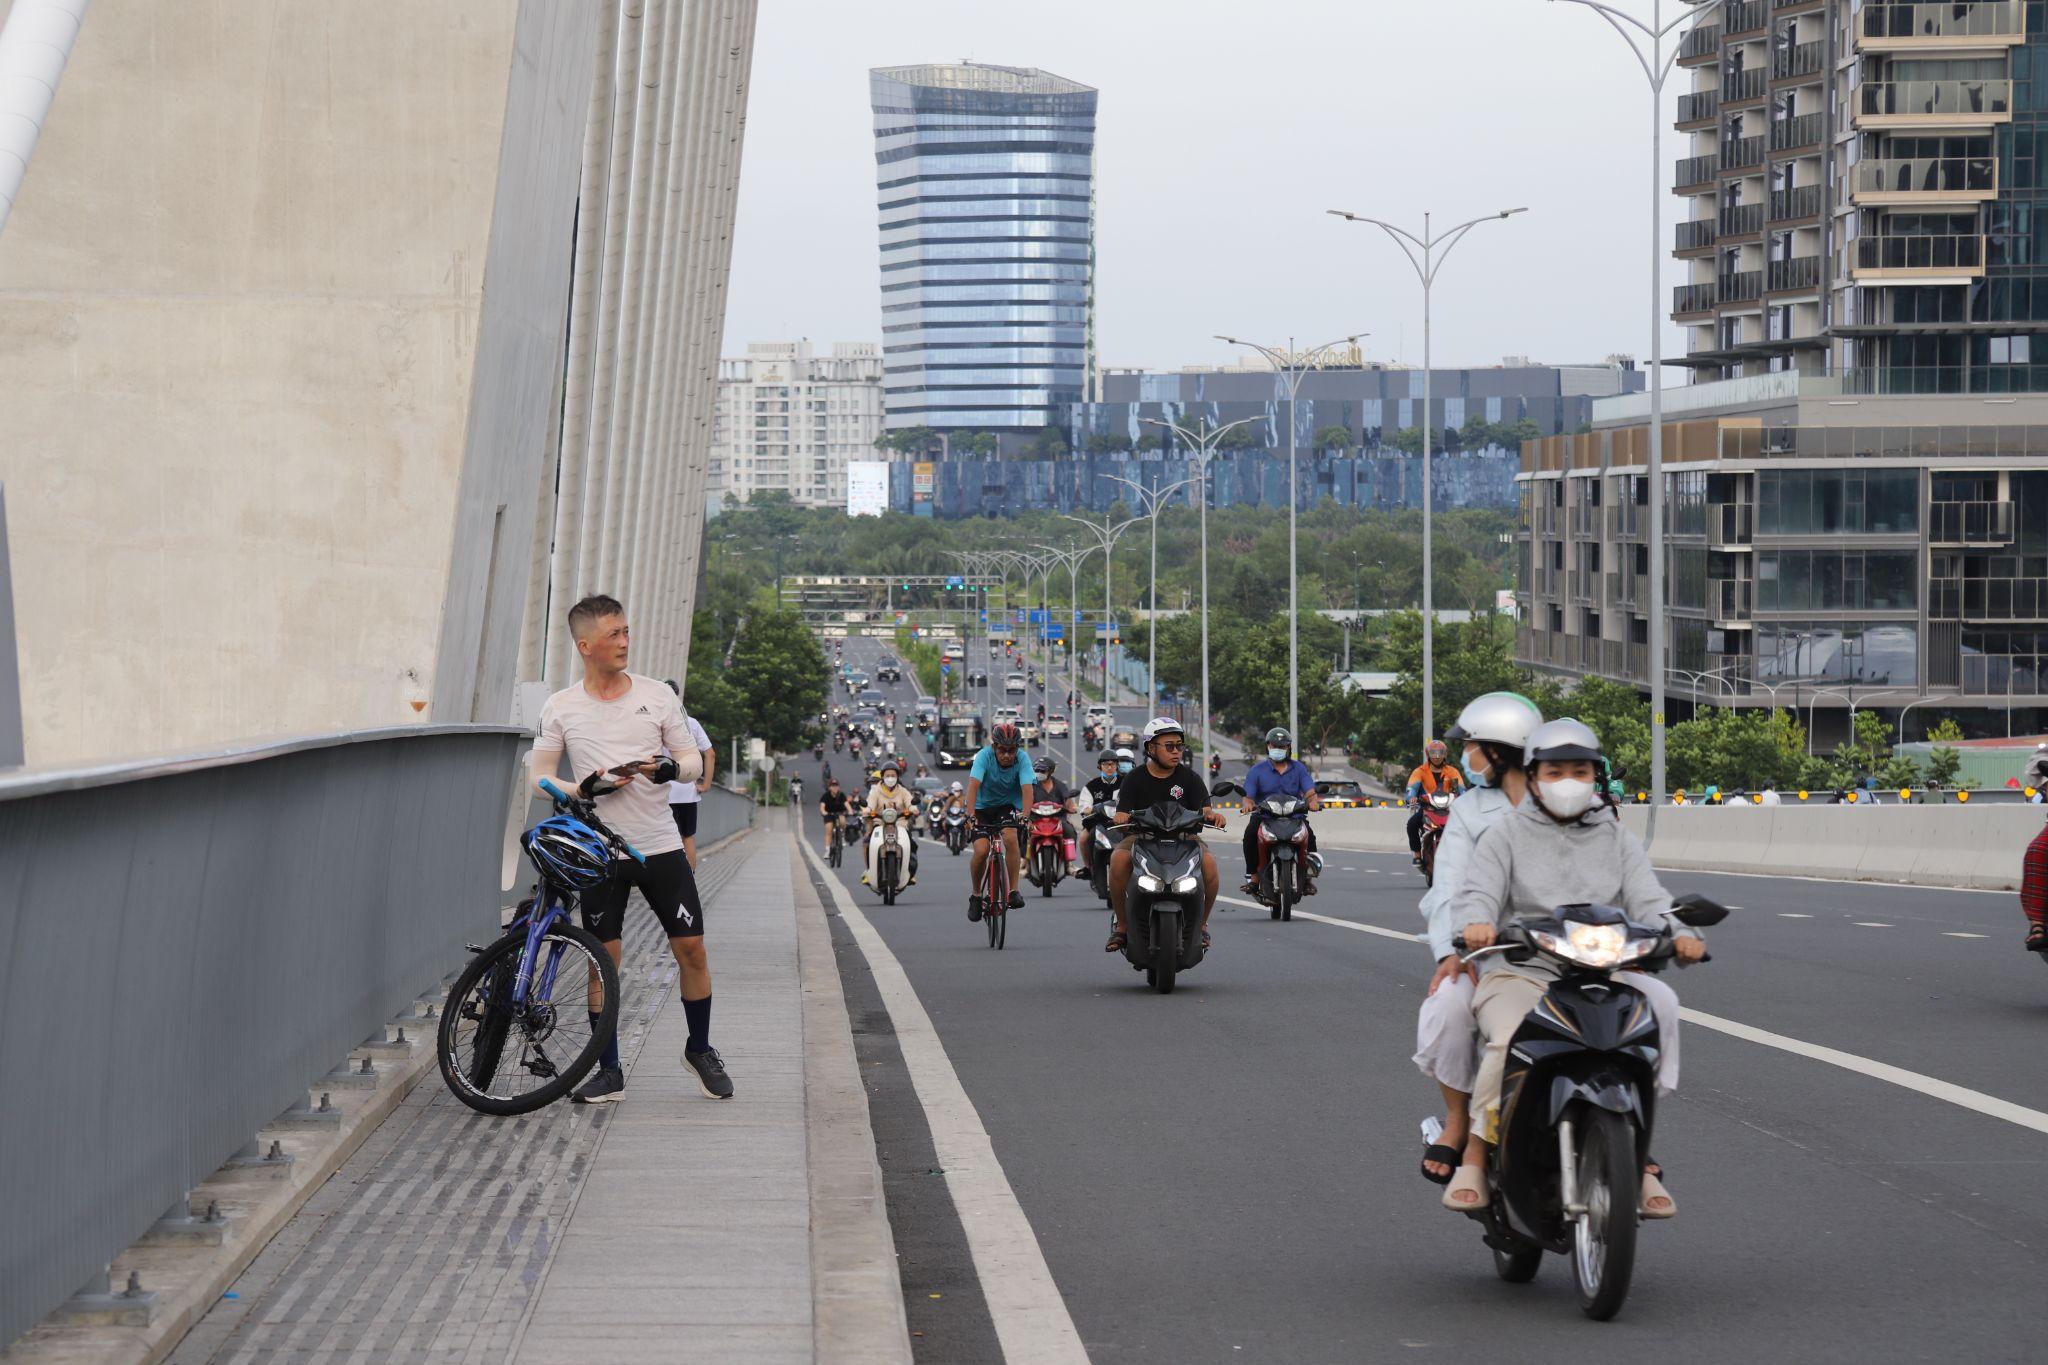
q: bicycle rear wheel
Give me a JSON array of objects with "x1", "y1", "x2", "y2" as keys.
[{"x1": 439, "y1": 923, "x2": 618, "y2": 1116}]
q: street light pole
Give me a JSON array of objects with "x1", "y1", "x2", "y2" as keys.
[
  {"x1": 1105, "y1": 471, "x2": 1198, "y2": 710},
  {"x1": 1327, "y1": 207, "x2": 1525, "y2": 746},
  {"x1": 1217, "y1": 333, "x2": 1365, "y2": 746},
  {"x1": 1140, "y1": 416, "x2": 1264, "y2": 758},
  {"x1": 1035, "y1": 543, "x2": 1086, "y2": 771},
  {"x1": 1060, "y1": 512, "x2": 1142, "y2": 715},
  {"x1": 1545, "y1": 0, "x2": 1727, "y2": 845}
]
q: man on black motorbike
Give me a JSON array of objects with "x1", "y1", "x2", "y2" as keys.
[
  {"x1": 1237, "y1": 726, "x2": 1320, "y2": 895},
  {"x1": 1444, "y1": 719, "x2": 1703, "y2": 1218},
  {"x1": 1106, "y1": 718, "x2": 1226, "y2": 954},
  {"x1": 1406, "y1": 739, "x2": 1464, "y2": 866},
  {"x1": 1084, "y1": 749, "x2": 1122, "y2": 808}
]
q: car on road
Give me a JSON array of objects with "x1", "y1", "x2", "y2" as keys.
[
  {"x1": 1004, "y1": 672, "x2": 1027, "y2": 696},
  {"x1": 913, "y1": 695, "x2": 939, "y2": 723},
  {"x1": 967, "y1": 669, "x2": 989, "y2": 687},
  {"x1": 1084, "y1": 704, "x2": 1111, "y2": 728},
  {"x1": 875, "y1": 656, "x2": 902, "y2": 683},
  {"x1": 942, "y1": 641, "x2": 966, "y2": 661},
  {"x1": 858, "y1": 689, "x2": 887, "y2": 709},
  {"x1": 993, "y1": 705, "x2": 1022, "y2": 727},
  {"x1": 1046, "y1": 714, "x2": 1070, "y2": 737},
  {"x1": 1315, "y1": 779, "x2": 1368, "y2": 808},
  {"x1": 850, "y1": 709, "x2": 880, "y2": 737}
]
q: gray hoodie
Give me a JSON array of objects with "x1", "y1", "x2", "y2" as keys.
[{"x1": 1450, "y1": 797, "x2": 1689, "y2": 980}]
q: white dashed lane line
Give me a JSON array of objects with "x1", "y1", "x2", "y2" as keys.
[
  {"x1": 1944, "y1": 932, "x2": 1990, "y2": 939},
  {"x1": 1779, "y1": 913, "x2": 1813, "y2": 918},
  {"x1": 1855, "y1": 921, "x2": 1894, "y2": 928}
]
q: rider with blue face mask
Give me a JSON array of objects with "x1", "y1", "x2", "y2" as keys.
[{"x1": 1238, "y1": 726, "x2": 1321, "y2": 894}]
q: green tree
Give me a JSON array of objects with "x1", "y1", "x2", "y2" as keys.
[
  {"x1": 1314, "y1": 424, "x2": 1354, "y2": 453},
  {"x1": 724, "y1": 607, "x2": 829, "y2": 750},
  {"x1": 1386, "y1": 426, "x2": 1425, "y2": 455},
  {"x1": 1135, "y1": 432, "x2": 1164, "y2": 453},
  {"x1": 1926, "y1": 718, "x2": 1965, "y2": 788}
]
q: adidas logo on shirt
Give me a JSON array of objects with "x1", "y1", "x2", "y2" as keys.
[{"x1": 635, "y1": 705, "x2": 651, "y2": 714}]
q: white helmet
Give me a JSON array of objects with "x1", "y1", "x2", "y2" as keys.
[
  {"x1": 1447, "y1": 692, "x2": 1545, "y2": 755},
  {"x1": 950, "y1": 780, "x2": 963, "y2": 793},
  {"x1": 1141, "y1": 716, "x2": 1183, "y2": 743}
]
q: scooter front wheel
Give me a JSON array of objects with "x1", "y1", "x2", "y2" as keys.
[
  {"x1": 1492, "y1": 1239, "x2": 1542, "y2": 1283},
  {"x1": 1571, "y1": 1107, "x2": 1641, "y2": 1320}
]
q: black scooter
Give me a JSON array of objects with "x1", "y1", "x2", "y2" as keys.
[
  {"x1": 1083, "y1": 800, "x2": 1117, "y2": 903},
  {"x1": 1450, "y1": 895, "x2": 1725, "y2": 1320},
  {"x1": 1118, "y1": 801, "x2": 1208, "y2": 994}
]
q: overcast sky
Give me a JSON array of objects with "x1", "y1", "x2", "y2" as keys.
[{"x1": 722, "y1": 0, "x2": 1695, "y2": 374}]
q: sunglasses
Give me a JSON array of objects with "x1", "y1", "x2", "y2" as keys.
[
  {"x1": 994, "y1": 745, "x2": 1017, "y2": 755},
  {"x1": 1154, "y1": 739, "x2": 1184, "y2": 751}
]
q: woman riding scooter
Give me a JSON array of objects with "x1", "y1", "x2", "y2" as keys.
[{"x1": 1442, "y1": 719, "x2": 1704, "y2": 1219}]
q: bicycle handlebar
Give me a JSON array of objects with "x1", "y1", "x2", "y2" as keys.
[{"x1": 537, "y1": 777, "x2": 648, "y2": 865}]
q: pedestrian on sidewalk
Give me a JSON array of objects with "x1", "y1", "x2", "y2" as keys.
[
  {"x1": 663, "y1": 678, "x2": 717, "y2": 870},
  {"x1": 531, "y1": 594, "x2": 736, "y2": 1105}
]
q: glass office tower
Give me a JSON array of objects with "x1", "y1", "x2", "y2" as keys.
[{"x1": 869, "y1": 62, "x2": 1097, "y2": 442}]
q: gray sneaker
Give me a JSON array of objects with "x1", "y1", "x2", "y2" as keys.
[
  {"x1": 683, "y1": 1046, "x2": 735, "y2": 1100},
  {"x1": 570, "y1": 1066, "x2": 624, "y2": 1105}
]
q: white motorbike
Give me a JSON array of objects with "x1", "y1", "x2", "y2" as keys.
[{"x1": 867, "y1": 806, "x2": 911, "y2": 905}]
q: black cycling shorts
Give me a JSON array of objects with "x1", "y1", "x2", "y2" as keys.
[
  {"x1": 580, "y1": 849, "x2": 705, "y2": 940},
  {"x1": 972, "y1": 808, "x2": 1018, "y2": 836},
  {"x1": 670, "y1": 803, "x2": 699, "y2": 839}
]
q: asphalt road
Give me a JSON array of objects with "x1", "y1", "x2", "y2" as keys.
[{"x1": 806, "y1": 633, "x2": 2048, "y2": 1362}]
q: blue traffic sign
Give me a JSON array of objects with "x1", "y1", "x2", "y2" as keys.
[{"x1": 941, "y1": 662, "x2": 952, "y2": 674}]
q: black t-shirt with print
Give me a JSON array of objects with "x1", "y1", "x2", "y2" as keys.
[
  {"x1": 820, "y1": 789, "x2": 850, "y2": 817},
  {"x1": 1114, "y1": 763, "x2": 1210, "y2": 818},
  {"x1": 1084, "y1": 774, "x2": 1121, "y2": 805}
]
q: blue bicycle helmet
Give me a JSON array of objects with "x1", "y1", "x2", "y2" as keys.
[{"x1": 522, "y1": 816, "x2": 612, "y2": 889}]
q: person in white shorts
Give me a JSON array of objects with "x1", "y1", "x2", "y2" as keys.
[{"x1": 662, "y1": 678, "x2": 717, "y2": 869}]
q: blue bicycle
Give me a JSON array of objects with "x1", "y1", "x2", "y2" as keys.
[{"x1": 436, "y1": 777, "x2": 643, "y2": 1115}]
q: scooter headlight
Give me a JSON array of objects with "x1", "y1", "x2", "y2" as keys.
[
  {"x1": 1171, "y1": 875, "x2": 1201, "y2": 894},
  {"x1": 1136, "y1": 873, "x2": 1165, "y2": 893},
  {"x1": 1542, "y1": 922, "x2": 1629, "y2": 968}
]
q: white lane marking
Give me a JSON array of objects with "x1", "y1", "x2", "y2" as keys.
[
  {"x1": 1677, "y1": 1007, "x2": 2048, "y2": 1137},
  {"x1": 1277, "y1": 889, "x2": 2048, "y2": 1137},
  {"x1": 795, "y1": 834, "x2": 1088, "y2": 1364},
  {"x1": 1219, "y1": 894, "x2": 1425, "y2": 945},
  {"x1": 1944, "y1": 932, "x2": 1989, "y2": 939},
  {"x1": 1854, "y1": 921, "x2": 1894, "y2": 928},
  {"x1": 1778, "y1": 913, "x2": 1813, "y2": 918},
  {"x1": 1652, "y1": 864, "x2": 2012, "y2": 895}
]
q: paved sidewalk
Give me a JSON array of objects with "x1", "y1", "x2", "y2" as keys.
[{"x1": 166, "y1": 820, "x2": 908, "y2": 1365}]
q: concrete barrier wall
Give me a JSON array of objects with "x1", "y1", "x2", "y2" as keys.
[
  {"x1": 1249, "y1": 804, "x2": 2045, "y2": 892},
  {"x1": 697, "y1": 784, "x2": 756, "y2": 849},
  {"x1": 0, "y1": 725, "x2": 527, "y2": 1348}
]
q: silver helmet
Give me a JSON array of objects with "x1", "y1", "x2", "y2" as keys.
[
  {"x1": 1446, "y1": 691, "x2": 1545, "y2": 752},
  {"x1": 1523, "y1": 717, "x2": 1604, "y2": 768}
]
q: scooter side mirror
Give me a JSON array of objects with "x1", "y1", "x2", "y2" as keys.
[
  {"x1": 1213, "y1": 781, "x2": 1238, "y2": 797},
  {"x1": 1669, "y1": 893, "x2": 1729, "y2": 928}
]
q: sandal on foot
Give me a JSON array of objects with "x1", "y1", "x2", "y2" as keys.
[
  {"x1": 1105, "y1": 929, "x2": 1129, "y2": 953},
  {"x1": 1201, "y1": 929, "x2": 1213, "y2": 950},
  {"x1": 2028, "y1": 926, "x2": 2048, "y2": 954},
  {"x1": 1420, "y1": 1144, "x2": 1462, "y2": 1186},
  {"x1": 1442, "y1": 1163, "x2": 1489, "y2": 1212},
  {"x1": 1640, "y1": 1167, "x2": 1676, "y2": 1220}
]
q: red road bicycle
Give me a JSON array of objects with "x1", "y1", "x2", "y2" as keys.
[{"x1": 975, "y1": 813, "x2": 1021, "y2": 949}]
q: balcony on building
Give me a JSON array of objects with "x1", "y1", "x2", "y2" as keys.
[
  {"x1": 1677, "y1": 89, "x2": 1720, "y2": 130},
  {"x1": 1929, "y1": 499, "x2": 2016, "y2": 546},
  {"x1": 1857, "y1": 2, "x2": 2025, "y2": 50},
  {"x1": 1677, "y1": 218, "x2": 1718, "y2": 256},
  {"x1": 1769, "y1": 111, "x2": 1824, "y2": 153},
  {"x1": 1679, "y1": 23, "x2": 1723, "y2": 65},
  {"x1": 1851, "y1": 155, "x2": 1997, "y2": 206},
  {"x1": 1852, "y1": 232, "x2": 1984, "y2": 280},
  {"x1": 1766, "y1": 255, "x2": 1822, "y2": 293},
  {"x1": 1771, "y1": 39, "x2": 1825, "y2": 82},
  {"x1": 1719, "y1": 200, "x2": 1765, "y2": 240},
  {"x1": 1857, "y1": 78, "x2": 2012, "y2": 127},
  {"x1": 1719, "y1": 269, "x2": 1765, "y2": 304},
  {"x1": 1724, "y1": 67, "x2": 1768, "y2": 108},
  {"x1": 1726, "y1": 0, "x2": 1769, "y2": 37},
  {"x1": 1720, "y1": 133, "x2": 1766, "y2": 171},
  {"x1": 1675, "y1": 281, "x2": 1719, "y2": 319},
  {"x1": 1677, "y1": 153, "x2": 1719, "y2": 193},
  {"x1": 1770, "y1": 182, "x2": 1824, "y2": 223}
]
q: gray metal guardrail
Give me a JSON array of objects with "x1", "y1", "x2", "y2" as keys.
[
  {"x1": 696, "y1": 782, "x2": 756, "y2": 848},
  {"x1": 0, "y1": 723, "x2": 528, "y2": 1348}
]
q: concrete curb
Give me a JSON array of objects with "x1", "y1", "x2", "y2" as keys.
[
  {"x1": 2, "y1": 1009, "x2": 443, "y2": 1365},
  {"x1": 789, "y1": 814, "x2": 915, "y2": 1364}
]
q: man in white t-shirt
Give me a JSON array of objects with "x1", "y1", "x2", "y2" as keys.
[
  {"x1": 662, "y1": 679, "x2": 717, "y2": 869},
  {"x1": 531, "y1": 595, "x2": 733, "y2": 1105}
]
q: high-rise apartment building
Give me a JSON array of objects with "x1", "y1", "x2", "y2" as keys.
[
  {"x1": 1676, "y1": 1, "x2": 2042, "y2": 391},
  {"x1": 708, "y1": 342, "x2": 883, "y2": 509},
  {"x1": 868, "y1": 62, "x2": 1097, "y2": 443}
]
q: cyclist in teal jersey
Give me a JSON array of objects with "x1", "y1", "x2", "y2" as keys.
[{"x1": 962, "y1": 721, "x2": 1034, "y2": 922}]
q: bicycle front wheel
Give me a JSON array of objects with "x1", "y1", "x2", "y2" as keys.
[{"x1": 438, "y1": 923, "x2": 619, "y2": 1116}]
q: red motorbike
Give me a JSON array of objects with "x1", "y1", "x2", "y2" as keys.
[
  {"x1": 1025, "y1": 800, "x2": 1068, "y2": 897},
  {"x1": 1416, "y1": 791, "x2": 1453, "y2": 886}
]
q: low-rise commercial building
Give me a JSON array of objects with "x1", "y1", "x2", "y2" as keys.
[{"x1": 1514, "y1": 373, "x2": 2048, "y2": 740}]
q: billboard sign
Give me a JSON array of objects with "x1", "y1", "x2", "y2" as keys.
[{"x1": 846, "y1": 461, "x2": 889, "y2": 517}]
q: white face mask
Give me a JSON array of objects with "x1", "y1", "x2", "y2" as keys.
[
  {"x1": 1267, "y1": 748, "x2": 1288, "y2": 763},
  {"x1": 1538, "y1": 776, "x2": 1596, "y2": 819},
  {"x1": 883, "y1": 774, "x2": 897, "y2": 788}
]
